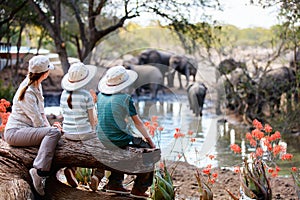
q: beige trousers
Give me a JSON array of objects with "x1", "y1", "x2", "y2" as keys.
[{"x1": 4, "y1": 127, "x2": 61, "y2": 172}]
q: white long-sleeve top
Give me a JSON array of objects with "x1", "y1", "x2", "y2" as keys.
[{"x1": 5, "y1": 76, "x2": 46, "y2": 130}]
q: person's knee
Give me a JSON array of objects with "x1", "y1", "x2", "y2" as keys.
[{"x1": 49, "y1": 128, "x2": 61, "y2": 139}]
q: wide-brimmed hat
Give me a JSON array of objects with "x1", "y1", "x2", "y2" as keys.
[
  {"x1": 29, "y1": 55, "x2": 54, "y2": 73},
  {"x1": 98, "y1": 65, "x2": 138, "y2": 94},
  {"x1": 61, "y1": 62, "x2": 97, "y2": 91}
]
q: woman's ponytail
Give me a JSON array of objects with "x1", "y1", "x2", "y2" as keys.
[
  {"x1": 18, "y1": 85, "x2": 29, "y2": 101},
  {"x1": 18, "y1": 71, "x2": 48, "y2": 101},
  {"x1": 67, "y1": 91, "x2": 73, "y2": 109}
]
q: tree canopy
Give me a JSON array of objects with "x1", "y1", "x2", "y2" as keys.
[{"x1": 0, "y1": 0, "x2": 221, "y2": 73}]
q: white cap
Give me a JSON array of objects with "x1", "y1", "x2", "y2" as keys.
[{"x1": 29, "y1": 55, "x2": 54, "y2": 73}]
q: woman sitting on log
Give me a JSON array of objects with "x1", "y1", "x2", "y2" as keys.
[
  {"x1": 3, "y1": 55, "x2": 63, "y2": 196},
  {"x1": 60, "y1": 62, "x2": 99, "y2": 190},
  {"x1": 97, "y1": 65, "x2": 156, "y2": 199}
]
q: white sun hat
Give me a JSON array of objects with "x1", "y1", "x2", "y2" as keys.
[
  {"x1": 61, "y1": 62, "x2": 97, "y2": 91},
  {"x1": 98, "y1": 65, "x2": 138, "y2": 94}
]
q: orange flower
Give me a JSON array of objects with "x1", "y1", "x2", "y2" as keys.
[
  {"x1": 159, "y1": 162, "x2": 164, "y2": 170},
  {"x1": 151, "y1": 116, "x2": 158, "y2": 122},
  {"x1": 252, "y1": 129, "x2": 264, "y2": 140},
  {"x1": 245, "y1": 132, "x2": 252, "y2": 140},
  {"x1": 175, "y1": 128, "x2": 180, "y2": 133},
  {"x1": 249, "y1": 139, "x2": 257, "y2": 147},
  {"x1": 264, "y1": 124, "x2": 272, "y2": 133},
  {"x1": 0, "y1": 105, "x2": 5, "y2": 113},
  {"x1": 230, "y1": 144, "x2": 241, "y2": 154},
  {"x1": 291, "y1": 167, "x2": 297, "y2": 172},
  {"x1": 234, "y1": 166, "x2": 240, "y2": 173},
  {"x1": 152, "y1": 122, "x2": 159, "y2": 128},
  {"x1": 271, "y1": 172, "x2": 278, "y2": 177},
  {"x1": 187, "y1": 130, "x2": 193, "y2": 136},
  {"x1": 149, "y1": 126, "x2": 156, "y2": 137},
  {"x1": 253, "y1": 119, "x2": 263, "y2": 130},
  {"x1": 144, "y1": 121, "x2": 150, "y2": 127},
  {"x1": 281, "y1": 153, "x2": 293, "y2": 161},
  {"x1": 202, "y1": 168, "x2": 210, "y2": 175},
  {"x1": 173, "y1": 132, "x2": 185, "y2": 139},
  {"x1": 206, "y1": 164, "x2": 212, "y2": 169},
  {"x1": 269, "y1": 131, "x2": 281, "y2": 141},
  {"x1": 174, "y1": 133, "x2": 180, "y2": 139},
  {"x1": 212, "y1": 172, "x2": 218, "y2": 178},
  {"x1": 208, "y1": 155, "x2": 215, "y2": 160},
  {"x1": 158, "y1": 126, "x2": 164, "y2": 131},
  {"x1": 273, "y1": 145, "x2": 283, "y2": 156},
  {"x1": 268, "y1": 168, "x2": 274, "y2": 173},
  {"x1": 275, "y1": 166, "x2": 281, "y2": 172},
  {"x1": 209, "y1": 178, "x2": 215, "y2": 184},
  {"x1": 0, "y1": 125, "x2": 5, "y2": 132},
  {"x1": 190, "y1": 138, "x2": 196, "y2": 142}
]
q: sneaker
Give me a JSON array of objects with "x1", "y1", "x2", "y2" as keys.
[
  {"x1": 29, "y1": 168, "x2": 46, "y2": 196},
  {"x1": 64, "y1": 168, "x2": 78, "y2": 188},
  {"x1": 89, "y1": 175, "x2": 99, "y2": 192},
  {"x1": 105, "y1": 185, "x2": 131, "y2": 195},
  {"x1": 130, "y1": 188, "x2": 150, "y2": 199}
]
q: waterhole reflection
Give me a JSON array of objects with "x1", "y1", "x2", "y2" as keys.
[
  {"x1": 44, "y1": 94, "x2": 300, "y2": 174},
  {"x1": 134, "y1": 95, "x2": 300, "y2": 174},
  {"x1": 133, "y1": 94, "x2": 220, "y2": 169}
]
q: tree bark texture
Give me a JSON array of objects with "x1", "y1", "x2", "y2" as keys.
[{"x1": 0, "y1": 137, "x2": 160, "y2": 200}]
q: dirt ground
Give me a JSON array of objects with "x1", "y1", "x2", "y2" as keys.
[{"x1": 165, "y1": 160, "x2": 298, "y2": 200}]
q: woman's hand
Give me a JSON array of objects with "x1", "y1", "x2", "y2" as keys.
[
  {"x1": 145, "y1": 137, "x2": 156, "y2": 149},
  {"x1": 52, "y1": 121, "x2": 63, "y2": 134}
]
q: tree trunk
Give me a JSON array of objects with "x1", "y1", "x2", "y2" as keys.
[{"x1": 0, "y1": 137, "x2": 160, "y2": 200}]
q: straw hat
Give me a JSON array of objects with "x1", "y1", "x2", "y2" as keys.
[
  {"x1": 98, "y1": 65, "x2": 138, "y2": 94},
  {"x1": 29, "y1": 55, "x2": 54, "y2": 73},
  {"x1": 61, "y1": 62, "x2": 97, "y2": 91}
]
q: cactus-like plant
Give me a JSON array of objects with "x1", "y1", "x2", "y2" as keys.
[{"x1": 151, "y1": 161, "x2": 175, "y2": 200}]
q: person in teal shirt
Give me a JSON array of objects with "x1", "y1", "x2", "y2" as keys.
[{"x1": 97, "y1": 65, "x2": 156, "y2": 199}]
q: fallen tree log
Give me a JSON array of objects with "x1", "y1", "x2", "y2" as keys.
[{"x1": 0, "y1": 136, "x2": 161, "y2": 200}]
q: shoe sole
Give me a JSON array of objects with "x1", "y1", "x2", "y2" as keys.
[
  {"x1": 64, "y1": 169, "x2": 78, "y2": 188},
  {"x1": 105, "y1": 189, "x2": 131, "y2": 195},
  {"x1": 89, "y1": 176, "x2": 99, "y2": 191},
  {"x1": 29, "y1": 168, "x2": 45, "y2": 196},
  {"x1": 129, "y1": 193, "x2": 150, "y2": 199}
]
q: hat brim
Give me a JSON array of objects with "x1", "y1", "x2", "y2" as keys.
[
  {"x1": 61, "y1": 65, "x2": 97, "y2": 91},
  {"x1": 98, "y1": 70, "x2": 138, "y2": 94}
]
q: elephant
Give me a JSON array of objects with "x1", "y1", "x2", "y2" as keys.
[
  {"x1": 187, "y1": 82, "x2": 207, "y2": 117},
  {"x1": 250, "y1": 66, "x2": 297, "y2": 117},
  {"x1": 216, "y1": 58, "x2": 246, "y2": 83},
  {"x1": 216, "y1": 68, "x2": 251, "y2": 115},
  {"x1": 125, "y1": 64, "x2": 164, "y2": 100},
  {"x1": 169, "y1": 55, "x2": 197, "y2": 89},
  {"x1": 138, "y1": 49, "x2": 172, "y2": 86}
]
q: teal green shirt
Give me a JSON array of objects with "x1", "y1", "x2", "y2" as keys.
[{"x1": 96, "y1": 93, "x2": 137, "y2": 147}]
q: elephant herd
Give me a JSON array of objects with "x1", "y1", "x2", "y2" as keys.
[
  {"x1": 121, "y1": 49, "x2": 207, "y2": 117},
  {"x1": 100, "y1": 49, "x2": 299, "y2": 120},
  {"x1": 216, "y1": 58, "x2": 298, "y2": 122}
]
